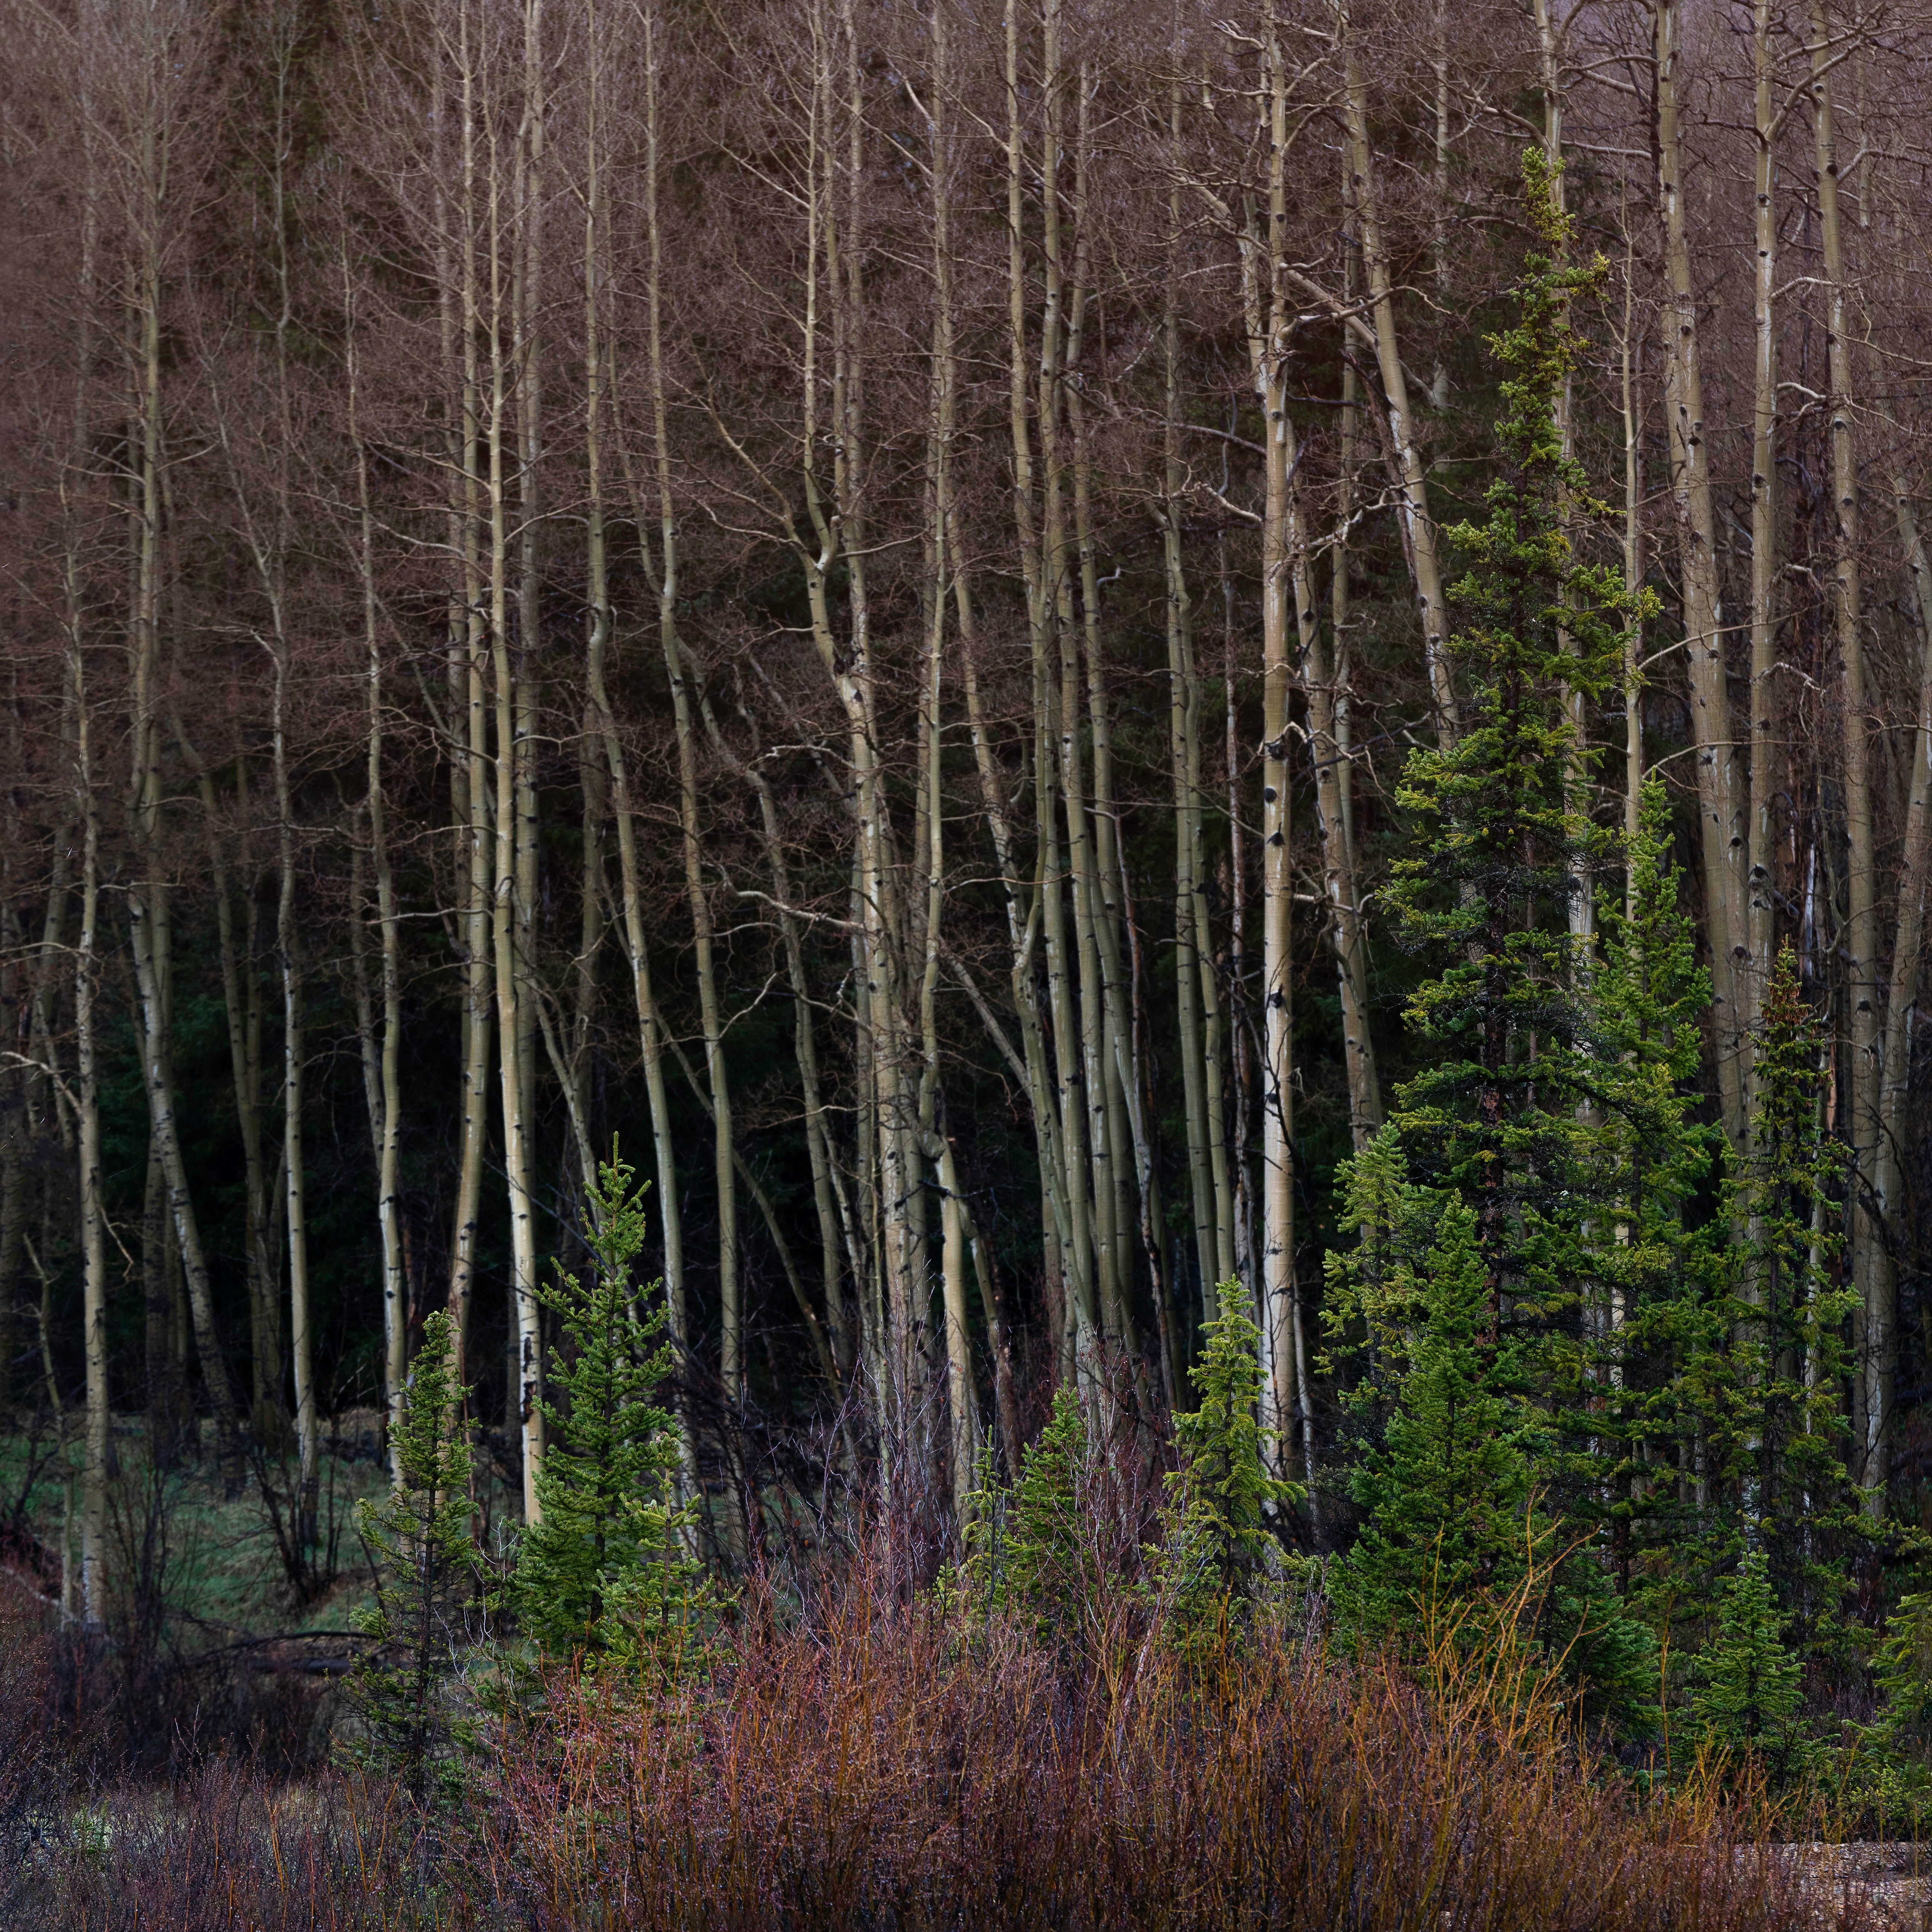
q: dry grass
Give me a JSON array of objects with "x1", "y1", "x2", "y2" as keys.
[
  {"x1": 469, "y1": 1585, "x2": 1832, "y2": 1932},
  {"x1": 0, "y1": 1567, "x2": 1878, "y2": 1931}
]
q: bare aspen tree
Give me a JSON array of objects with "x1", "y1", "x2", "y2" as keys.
[
  {"x1": 117, "y1": 0, "x2": 238, "y2": 1434},
  {"x1": 1165, "y1": 67, "x2": 1222, "y2": 1320},
  {"x1": 1006, "y1": 0, "x2": 1098, "y2": 1378},
  {"x1": 1875, "y1": 481, "x2": 1932, "y2": 1453},
  {"x1": 1806, "y1": 0, "x2": 1883, "y2": 1510},
  {"x1": 1240, "y1": 9, "x2": 1306, "y2": 1482},
  {"x1": 478, "y1": 3, "x2": 544, "y2": 1520},
  {"x1": 590, "y1": 0, "x2": 691, "y2": 1473},
  {"x1": 1325, "y1": 165, "x2": 1380, "y2": 1148},
  {"x1": 447, "y1": 0, "x2": 495, "y2": 1389},
  {"x1": 1653, "y1": 0, "x2": 1746, "y2": 1151},
  {"x1": 58, "y1": 25, "x2": 109, "y2": 1620},
  {"x1": 342, "y1": 236, "x2": 409, "y2": 1487},
  {"x1": 501, "y1": 0, "x2": 549, "y2": 1511},
  {"x1": 920, "y1": 0, "x2": 978, "y2": 1506},
  {"x1": 1743, "y1": 0, "x2": 1786, "y2": 1043},
  {"x1": 1340, "y1": 0, "x2": 1456, "y2": 738}
]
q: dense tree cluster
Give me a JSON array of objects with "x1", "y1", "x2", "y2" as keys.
[{"x1": 6, "y1": 0, "x2": 1932, "y2": 1746}]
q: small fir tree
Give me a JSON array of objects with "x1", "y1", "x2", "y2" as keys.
[
  {"x1": 344, "y1": 1310, "x2": 486, "y2": 1807},
  {"x1": 1691, "y1": 1551, "x2": 1807, "y2": 1779},
  {"x1": 1330, "y1": 1175, "x2": 1655, "y2": 1722},
  {"x1": 513, "y1": 1146, "x2": 709, "y2": 1670},
  {"x1": 961, "y1": 1384, "x2": 1109, "y2": 1647},
  {"x1": 1874, "y1": 1586, "x2": 1932, "y2": 1753},
  {"x1": 1333, "y1": 1194, "x2": 1535, "y2": 1630},
  {"x1": 1152, "y1": 1300, "x2": 1299, "y2": 1650}
]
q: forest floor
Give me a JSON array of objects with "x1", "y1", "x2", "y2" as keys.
[{"x1": 0, "y1": 1416, "x2": 405, "y2": 1637}]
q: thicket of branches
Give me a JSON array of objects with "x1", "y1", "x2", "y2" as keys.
[{"x1": 6, "y1": 0, "x2": 1932, "y2": 1674}]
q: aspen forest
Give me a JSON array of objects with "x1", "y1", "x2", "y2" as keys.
[{"x1": 7, "y1": 0, "x2": 1932, "y2": 1920}]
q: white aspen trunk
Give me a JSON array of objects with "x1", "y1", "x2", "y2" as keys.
[
  {"x1": 1876, "y1": 484, "x2": 1932, "y2": 1439},
  {"x1": 589, "y1": 4, "x2": 695, "y2": 1508},
  {"x1": 1326, "y1": 185, "x2": 1381, "y2": 1148},
  {"x1": 1005, "y1": 0, "x2": 1096, "y2": 1374},
  {"x1": 1164, "y1": 70, "x2": 1221, "y2": 1325},
  {"x1": 483, "y1": 67, "x2": 542, "y2": 1524},
  {"x1": 275, "y1": 659, "x2": 318, "y2": 1550},
  {"x1": 63, "y1": 102, "x2": 107, "y2": 1620},
  {"x1": 1342, "y1": 6, "x2": 1457, "y2": 739},
  {"x1": 126, "y1": 188, "x2": 237, "y2": 1429},
  {"x1": 75, "y1": 647, "x2": 108, "y2": 1629},
  {"x1": 1250, "y1": 20, "x2": 1303, "y2": 1487},
  {"x1": 449, "y1": 4, "x2": 494, "y2": 1391},
  {"x1": 1654, "y1": 0, "x2": 1747, "y2": 1153},
  {"x1": 922, "y1": 5, "x2": 975, "y2": 1507},
  {"x1": 344, "y1": 251, "x2": 408, "y2": 1486},
  {"x1": 177, "y1": 731, "x2": 276, "y2": 1429},
  {"x1": 1809, "y1": 1, "x2": 1883, "y2": 1510},
  {"x1": 1621, "y1": 227, "x2": 1648, "y2": 895},
  {"x1": 1743, "y1": 0, "x2": 1781, "y2": 1048},
  {"x1": 509, "y1": 0, "x2": 549, "y2": 1509}
]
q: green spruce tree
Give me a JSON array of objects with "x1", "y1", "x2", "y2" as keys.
[
  {"x1": 345, "y1": 1310, "x2": 486, "y2": 1807},
  {"x1": 1330, "y1": 1183, "x2": 1656, "y2": 1722},
  {"x1": 1726, "y1": 947, "x2": 1852, "y2": 1635},
  {"x1": 513, "y1": 1146, "x2": 709, "y2": 1670},
  {"x1": 1151, "y1": 1300, "x2": 1299, "y2": 1652},
  {"x1": 1332, "y1": 1192, "x2": 1535, "y2": 1630},
  {"x1": 1325, "y1": 151, "x2": 1662, "y2": 1724},
  {"x1": 1586, "y1": 782, "x2": 1721, "y2": 1605},
  {"x1": 1384, "y1": 148, "x2": 1640, "y2": 1342},
  {"x1": 1691, "y1": 1551, "x2": 1808, "y2": 1781},
  {"x1": 960, "y1": 1384, "x2": 1110, "y2": 1648}
]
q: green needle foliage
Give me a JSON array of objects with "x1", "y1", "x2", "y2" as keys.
[
  {"x1": 1726, "y1": 948, "x2": 1852, "y2": 1632},
  {"x1": 961, "y1": 1384, "x2": 1108, "y2": 1648},
  {"x1": 1327, "y1": 1170, "x2": 1655, "y2": 1723},
  {"x1": 513, "y1": 1145, "x2": 709, "y2": 1672},
  {"x1": 1152, "y1": 1299, "x2": 1300, "y2": 1652},
  {"x1": 1332, "y1": 1193, "x2": 1534, "y2": 1630},
  {"x1": 1584, "y1": 784, "x2": 1723, "y2": 1606},
  {"x1": 1874, "y1": 1584, "x2": 1932, "y2": 1751},
  {"x1": 1325, "y1": 153, "x2": 1667, "y2": 1726},
  {"x1": 1691, "y1": 1551, "x2": 1807, "y2": 1781},
  {"x1": 1384, "y1": 148, "x2": 1649, "y2": 1342},
  {"x1": 345, "y1": 1309, "x2": 487, "y2": 1808}
]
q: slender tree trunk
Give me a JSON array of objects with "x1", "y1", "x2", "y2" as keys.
[
  {"x1": 1342, "y1": 5, "x2": 1456, "y2": 738},
  {"x1": 1744, "y1": 0, "x2": 1781, "y2": 1048},
  {"x1": 484, "y1": 57, "x2": 542, "y2": 1523},
  {"x1": 585, "y1": 3, "x2": 693, "y2": 1506},
  {"x1": 1807, "y1": 0, "x2": 1881, "y2": 1511},
  {"x1": 449, "y1": 5, "x2": 494, "y2": 1391},
  {"x1": 1875, "y1": 483, "x2": 1932, "y2": 1447},
  {"x1": 344, "y1": 251, "x2": 408, "y2": 1487},
  {"x1": 1654, "y1": 0, "x2": 1747, "y2": 1151}
]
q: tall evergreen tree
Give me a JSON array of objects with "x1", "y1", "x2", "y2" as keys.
[
  {"x1": 1326, "y1": 151, "x2": 1660, "y2": 1723},
  {"x1": 1152, "y1": 1301, "x2": 1299, "y2": 1651},
  {"x1": 1724, "y1": 949, "x2": 1852, "y2": 1635},
  {"x1": 1328, "y1": 1175, "x2": 1655, "y2": 1723},
  {"x1": 1384, "y1": 149, "x2": 1641, "y2": 1345},
  {"x1": 1586, "y1": 782, "x2": 1720, "y2": 1603},
  {"x1": 1691, "y1": 1551, "x2": 1807, "y2": 1781}
]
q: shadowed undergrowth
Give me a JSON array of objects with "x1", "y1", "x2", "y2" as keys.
[{"x1": 6, "y1": 1582, "x2": 1852, "y2": 1932}]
